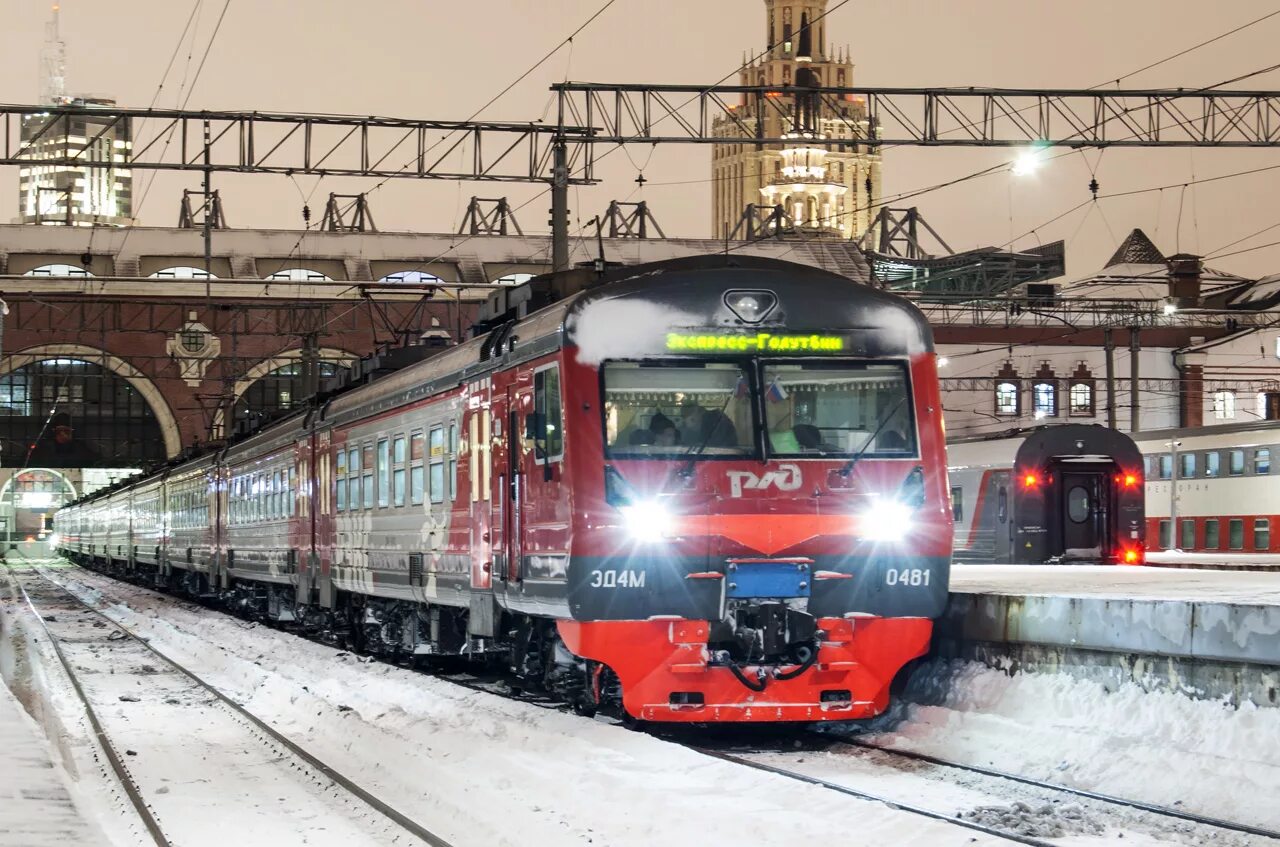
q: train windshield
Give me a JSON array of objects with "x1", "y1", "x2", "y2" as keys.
[
  {"x1": 762, "y1": 361, "x2": 916, "y2": 457},
  {"x1": 602, "y1": 362, "x2": 754, "y2": 457}
]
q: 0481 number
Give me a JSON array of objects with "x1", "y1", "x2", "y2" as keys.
[{"x1": 885, "y1": 568, "x2": 931, "y2": 587}]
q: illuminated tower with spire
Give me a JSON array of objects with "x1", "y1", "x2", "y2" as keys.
[
  {"x1": 18, "y1": 3, "x2": 133, "y2": 226},
  {"x1": 710, "y1": 0, "x2": 881, "y2": 240}
]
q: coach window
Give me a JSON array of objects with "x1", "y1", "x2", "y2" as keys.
[
  {"x1": 1158, "y1": 519, "x2": 1171, "y2": 550},
  {"x1": 533, "y1": 366, "x2": 564, "y2": 459},
  {"x1": 1180, "y1": 453, "x2": 1196, "y2": 478},
  {"x1": 448, "y1": 423, "x2": 459, "y2": 500},
  {"x1": 392, "y1": 436, "x2": 407, "y2": 507},
  {"x1": 288, "y1": 466, "x2": 297, "y2": 517},
  {"x1": 1158, "y1": 454, "x2": 1172, "y2": 480},
  {"x1": 1256, "y1": 519, "x2": 1272, "y2": 551},
  {"x1": 1229, "y1": 518, "x2": 1245, "y2": 550},
  {"x1": 1257, "y1": 448, "x2": 1272, "y2": 475},
  {"x1": 362, "y1": 444, "x2": 375, "y2": 509},
  {"x1": 336, "y1": 449, "x2": 347, "y2": 511},
  {"x1": 429, "y1": 426, "x2": 446, "y2": 504},
  {"x1": 1229, "y1": 449, "x2": 1245, "y2": 476},
  {"x1": 1205, "y1": 452, "x2": 1220, "y2": 477},
  {"x1": 410, "y1": 431, "x2": 425, "y2": 505},
  {"x1": 376, "y1": 439, "x2": 391, "y2": 508},
  {"x1": 348, "y1": 447, "x2": 361, "y2": 510},
  {"x1": 950, "y1": 486, "x2": 963, "y2": 522},
  {"x1": 1180, "y1": 519, "x2": 1196, "y2": 551},
  {"x1": 1205, "y1": 519, "x2": 1220, "y2": 549}
]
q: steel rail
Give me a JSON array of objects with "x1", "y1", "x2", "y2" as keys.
[
  {"x1": 12, "y1": 578, "x2": 172, "y2": 847},
  {"x1": 23, "y1": 565, "x2": 455, "y2": 847},
  {"x1": 832, "y1": 736, "x2": 1280, "y2": 841},
  {"x1": 692, "y1": 746, "x2": 1058, "y2": 847}
]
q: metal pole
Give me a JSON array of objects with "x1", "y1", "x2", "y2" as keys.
[
  {"x1": 203, "y1": 120, "x2": 213, "y2": 298},
  {"x1": 1128, "y1": 327, "x2": 1141, "y2": 433},
  {"x1": 1103, "y1": 328, "x2": 1116, "y2": 429},
  {"x1": 550, "y1": 140, "x2": 570, "y2": 273}
]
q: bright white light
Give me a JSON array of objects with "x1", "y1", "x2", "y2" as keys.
[
  {"x1": 861, "y1": 499, "x2": 913, "y2": 542},
  {"x1": 1012, "y1": 149, "x2": 1042, "y2": 177},
  {"x1": 45, "y1": 533, "x2": 59, "y2": 547},
  {"x1": 1034, "y1": 409, "x2": 1047, "y2": 420},
  {"x1": 1163, "y1": 301, "x2": 1178, "y2": 316},
  {"x1": 937, "y1": 356, "x2": 950, "y2": 368},
  {"x1": 619, "y1": 500, "x2": 675, "y2": 542}
]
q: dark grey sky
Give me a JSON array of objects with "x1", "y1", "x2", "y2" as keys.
[{"x1": 6, "y1": 0, "x2": 1280, "y2": 278}]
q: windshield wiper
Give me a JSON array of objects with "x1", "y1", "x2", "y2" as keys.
[
  {"x1": 838, "y1": 395, "x2": 908, "y2": 478},
  {"x1": 677, "y1": 390, "x2": 741, "y2": 478}
]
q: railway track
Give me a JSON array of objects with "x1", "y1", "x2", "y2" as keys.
[
  {"x1": 831, "y1": 735, "x2": 1280, "y2": 842},
  {"x1": 35, "y1": 559, "x2": 1280, "y2": 845},
  {"x1": 10, "y1": 563, "x2": 454, "y2": 847}
]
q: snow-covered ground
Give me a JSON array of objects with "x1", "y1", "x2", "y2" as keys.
[
  {"x1": 7, "y1": 559, "x2": 1279, "y2": 845},
  {"x1": 950, "y1": 563, "x2": 1280, "y2": 605},
  {"x1": 852, "y1": 658, "x2": 1280, "y2": 835},
  {"x1": 1146, "y1": 551, "x2": 1280, "y2": 570},
  {"x1": 4, "y1": 562, "x2": 1018, "y2": 847}
]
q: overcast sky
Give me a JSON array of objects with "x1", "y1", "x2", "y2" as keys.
[{"x1": 5, "y1": 0, "x2": 1280, "y2": 278}]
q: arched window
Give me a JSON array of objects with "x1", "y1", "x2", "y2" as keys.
[
  {"x1": 994, "y1": 362, "x2": 1021, "y2": 417},
  {"x1": 25, "y1": 264, "x2": 91, "y2": 277},
  {"x1": 1213, "y1": 390, "x2": 1236, "y2": 420},
  {"x1": 150, "y1": 266, "x2": 215, "y2": 280},
  {"x1": 234, "y1": 361, "x2": 350, "y2": 427},
  {"x1": 1068, "y1": 361, "x2": 1096, "y2": 417},
  {"x1": 1031, "y1": 362, "x2": 1057, "y2": 419},
  {"x1": 379, "y1": 270, "x2": 442, "y2": 285},
  {"x1": 0, "y1": 358, "x2": 165, "y2": 466},
  {"x1": 493, "y1": 273, "x2": 535, "y2": 286},
  {"x1": 267, "y1": 268, "x2": 331, "y2": 282}
]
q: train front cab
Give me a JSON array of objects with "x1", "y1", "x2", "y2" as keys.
[{"x1": 1012, "y1": 425, "x2": 1145, "y2": 564}]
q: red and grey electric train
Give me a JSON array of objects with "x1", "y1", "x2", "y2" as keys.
[
  {"x1": 947, "y1": 424, "x2": 1147, "y2": 565},
  {"x1": 56, "y1": 255, "x2": 953, "y2": 723}
]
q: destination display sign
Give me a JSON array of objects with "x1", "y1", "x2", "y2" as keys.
[{"x1": 665, "y1": 331, "x2": 846, "y2": 353}]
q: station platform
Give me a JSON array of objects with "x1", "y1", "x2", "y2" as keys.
[
  {"x1": 938, "y1": 564, "x2": 1280, "y2": 706},
  {"x1": 0, "y1": 683, "x2": 97, "y2": 844}
]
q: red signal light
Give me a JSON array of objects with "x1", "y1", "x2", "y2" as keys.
[
  {"x1": 1022, "y1": 472, "x2": 1039, "y2": 488},
  {"x1": 1121, "y1": 547, "x2": 1143, "y2": 565}
]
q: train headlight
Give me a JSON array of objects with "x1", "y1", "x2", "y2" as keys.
[
  {"x1": 861, "y1": 499, "x2": 914, "y2": 542},
  {"x1": 619, "y1": 500, "x2": 675, "y2": 543}
]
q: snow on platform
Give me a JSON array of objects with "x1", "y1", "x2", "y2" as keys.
[
  {"x1": 941, "y1": 565, "x2": 1280, "y2": 706},
  {"x1": 950, "y1": 563, "x2": 1280, "y2": 606},
  {"x1": 1146, "y1": 550, "x2": 1280, "y2": 571},
  {"x1": 0, "y1": 683, "x2": 99, "y2": 845}
]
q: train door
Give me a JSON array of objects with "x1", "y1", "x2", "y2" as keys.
[
  {"x1": 992, "y1": 471, "x2": 1013, "y2": 563},
  {"x1": 1058, "y1": 468, "x2": 1109, "y2": 560},
  {"x1": 466, "y1": 381, "x2": 494, "y2": 592},
  {"x1": 503, "y1": 383, "x2": 528, "y2": 583}
]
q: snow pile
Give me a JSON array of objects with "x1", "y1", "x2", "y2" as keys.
[
  {"x1": 567, "y1": 296, "x2": 696, "y2": 365},
  {"x1": 949, "y1": 563, "x2": 1280, "y2": 605},
  {"x1": 963, "y1": 801, "x2": 1104, "y2": 839},
  {"x1": 866, "y1": 658, "x2": 1280, "y2": 829}
]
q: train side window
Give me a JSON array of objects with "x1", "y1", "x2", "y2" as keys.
[
  {"x1": 1158, "y1": 455, "x2": 1172, "y2": 479},
  {"x1": 348, "y1": 448, "x2": 361, "y2": 511},
  {"x1": 1205, "y1": 452, "x2": 1220, "y2": 478},
  {"x1": 448, "y1": 423, "x2": 458, "y2": 500},
  {"x1": 1179, "y1": 518, "x2": 1196, "y2": 551},
  {"x1": 362, "y1": 444, "x2": 375, "y2": 509},
  {"x1": 1256, "y1": 519, "x2": 1271, "y2": 551},
  {"x1": 1180, "y1": 453, "x2": 1196, "y2": 478},
  {"x1": 1158, "y1": 519, "x2": 1171, "y2": 550},
  {"x1": 1229, "y1": 449, "x2": 1245, "y2": 476},
  {"x1": 429, "y1": 426, "x2": 445, "y2": 504},
  {"x1": 410, "y1": 431, "x2": 425, "y2": 506},
  {"x1": 335, "y1": 449, "x2": 347, "y2": 511},
  {"x1": 996, "y1": 486, "x2": 1007, "y2": 523},
  {"x1": 377, "y1": 439, "x2": 391, "y2": 508},
  {"x1": 533, "y1": 366, "x2": 564, "y2": 460},
  {"x1": 392, "y1": 436, "x2": 407, "y2": 507},
  {"x1": 1256, "y1": 448, "x2": 1271, "y2": 475},
  {"x1": 1205, "y1": 519, "x2": 1220, "y2": 549},
  {"x1": 1143, "y1": 456, "x2": 1154, "y2": 478},
  {"x1": 1229, "y1": 518, "x2": 1245, "y2": 550},
  {"x1": 950, "y1": 486, "x2": 963, "y2": 522}
]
